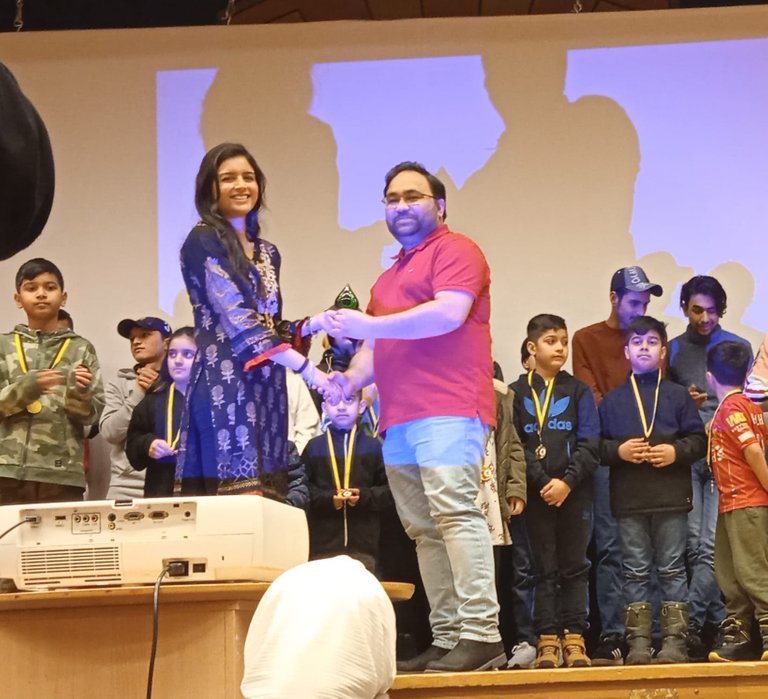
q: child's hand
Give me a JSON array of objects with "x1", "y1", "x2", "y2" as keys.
[
  {"x1": 688, "y1": 384, "x2": 708, "y2": 408},
  {"x1": 36, "y1": 368, "x2": 65, "y2": 394},
  {"x1": 149, "y1": 439, "x2": 175, "y2": 459},
  {"x1": 618, "y1": 437, "x2": 650, "y2": 464},
  {"x1": 540, "y1": 478, "x2": 571, "y2": 507},
  {"x1": 648, "y1": 443, "x2": 676, "y2": 468},
  {"x1": 508, "y1": 496, "x2": 525, "y2": 516},
  {"x1": 332, "y1": 493, "x2": 346, "y2": 510},
  {"x1": 346, "y1": 487, "x2": 361, "y2": 507},
  {"x1": 73, "y1": 365, "x2": 92, "y2": 389}
]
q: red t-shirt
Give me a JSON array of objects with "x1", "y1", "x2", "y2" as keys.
[
  {"x1": 710, "y1": 392, "x2": 768, "y2": 513},
  {"x1": 367, "y1": 225, "x2": 495, "y2": 433}
]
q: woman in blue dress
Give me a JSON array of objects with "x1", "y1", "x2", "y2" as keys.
[{"x1": 177, "y1": 143, "x2": 335, "y2": 498}]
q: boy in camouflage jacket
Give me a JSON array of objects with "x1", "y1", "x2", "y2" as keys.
[{"x1": 0, "y1": 258, "x2": 104, "y2": 503}]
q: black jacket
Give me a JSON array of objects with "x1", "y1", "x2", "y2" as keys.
[
  {"x1": 509, "y1": 370, "x2": 600, "y2": 498},
  {"x1": 302, "y1": 425, "x2": 393, "y2": 562},
  {"x1": 599, "y1": 369, "x2": 707, "y2": 516},
  {"x1": 126, "y1": 385, "x2": 183, "y2": 497}
]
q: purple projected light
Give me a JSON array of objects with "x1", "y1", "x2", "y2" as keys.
[
  {"x1": 310, "y1": 56, "x2": 505, "y2": 231},
  {"x1": 565, "y1": 39, "x2": 768, "y2": 331},
  {"x1": 156, "y1": 68, "x2": 218, "y2": 315}
]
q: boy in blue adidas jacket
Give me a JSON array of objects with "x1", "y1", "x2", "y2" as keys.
[{"x1": 510, "y1": 314, "x2": 600, "y2": 669}]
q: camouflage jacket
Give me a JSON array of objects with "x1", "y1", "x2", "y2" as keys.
[{"x1": 0, "y1": 324, "x2": 105, "y2": 488}]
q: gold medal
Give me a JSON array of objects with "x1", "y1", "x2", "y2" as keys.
[
  {"x1": 481, "y1": 465, "x2": 494, "y2": 482},
  {"x1": 528, "y1": 371, "x2": 555, "y2": 463},
  {"x1": 14, "y1": 333, "x2": 71, "y2": 418},
  {"x1": 339, "y1": 489, "x2": 353, "y2": 498}
]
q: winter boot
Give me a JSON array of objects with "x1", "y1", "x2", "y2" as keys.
[
  {"x1": 534, "y1": 634, "x2": 561, "y2": 669},
  {"x1": 561, "y1": 630, "x2": 591, "y2": 667},
  {"x1": 624, "y1": 602, "x2": 653, "y2": 665},
  {"x1": 656, "y1": 601, "x2": 690, "y2": 664},
  {"x1": 709, "y1": 616, "x2": 753, "y2": 662},
  {"x1": 758, "y1": 615, "x2": 768, "y2": 662}
]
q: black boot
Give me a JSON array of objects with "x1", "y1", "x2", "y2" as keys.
[
  {"x1": 625, "y1": 602, "x2": 652, "y2": 665},
  {"x1": 397, "y1": 644, "x2": 451, "y2": 673},
  {"x1": 425, "y1": 639, "x2": 507, "y2": 672}
]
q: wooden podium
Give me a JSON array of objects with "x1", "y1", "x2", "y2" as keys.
[{"x1": 0, "y1": 581, "x2": 414, "y2": 699}]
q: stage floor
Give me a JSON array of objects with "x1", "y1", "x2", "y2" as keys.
[{"x1": 391, "y1": 661, "x2": 768, "y2": 698}]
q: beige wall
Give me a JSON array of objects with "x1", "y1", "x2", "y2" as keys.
[{"x1": 0, "y1": 5, "x2": 765, "y2": 398}]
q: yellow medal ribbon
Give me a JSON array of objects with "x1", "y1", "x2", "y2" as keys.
[
  {"x1": 629, "y1": 371, "x2": 662, "y2": 440},
  {"x1": 14, "y1": 333, "x2": 71, "y2": 414},
  {"x1": 366, "y1": 404, "x2": 379, "y2": 439},
  {"x1": 528, "y1": 370, "x2": 555, "y2": 458},
  {"x1": 707, "y1": 388, "x2": 741, "y2": 466},
  {"x1": 327, "y1": 424, "x2": 358, "y2": 496},
  {"x1": 166, "y1": 383, "x2": 181, "y2": 451}
]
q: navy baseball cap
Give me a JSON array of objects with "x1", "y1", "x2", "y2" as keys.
[
  {"x1": 610, "y1": 266, "x2": 663, "y2": 297},
  {"x1": 117, "y1": 316, "x2": 172, "y2": 339}
]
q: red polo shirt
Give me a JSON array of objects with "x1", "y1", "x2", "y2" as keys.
[{"x1": 366, "y1": 225, "x2": 495, "y2": 433}]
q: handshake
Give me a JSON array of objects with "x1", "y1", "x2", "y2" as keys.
[{"x1": 299, "y1": 347, "x2": 356, "y2": 407}]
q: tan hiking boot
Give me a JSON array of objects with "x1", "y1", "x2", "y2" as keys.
[
  {"x1": 562, "y1": 630, "x2": 591, "y2": 667},
  {"x1": 534, "y1": 634, "x2": 561, "y2": 669}
]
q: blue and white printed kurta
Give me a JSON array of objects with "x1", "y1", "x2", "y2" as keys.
[{"x1": 177, "y1": 223, "x2": 298, "y2": 498}]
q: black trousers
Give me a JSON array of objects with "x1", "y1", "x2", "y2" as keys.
[{"x1": 525, "y1": 486, "x2": 592, "y2": 635}]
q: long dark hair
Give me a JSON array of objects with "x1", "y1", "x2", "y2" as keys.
[{"x1": 194, "y1": 143, "x2": 267, "y2": 291}]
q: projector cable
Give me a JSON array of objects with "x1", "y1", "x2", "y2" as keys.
[
  {"x1": 146, "y1": 564, "x2": 171, "y2": 699},
  {"x1": 0, "y1": 515, "x2": 40, "y2": 541}
]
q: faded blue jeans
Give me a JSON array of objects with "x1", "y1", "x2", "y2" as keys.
[
  {"x1": 687, "y1": 458, "x2": 727, "y2": 628},
  {"x1": 383, "y1": 416, "x2": 501, "y2": 648},
  {"x1": 618, "y1": 512, "x2": 689, "y2": 605}
]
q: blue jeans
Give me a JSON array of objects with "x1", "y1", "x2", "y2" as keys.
[
  {"x1": 618, "y1": 512, "x2": 688, "y2": 605},
  {"x1": 592, "y1": 465, "x2": 625, "y2": 634},
  {"x1": 687, "y1": 459, "x2": 726, "y2": 628},
  {"x1": 383, "y1": 416, "x2": 501, "y2": 648}
]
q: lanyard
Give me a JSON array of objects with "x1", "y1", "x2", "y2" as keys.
[
  {"x1": 629, "y1": 371, "x2": 662, "y2": 440},
  {"x1": 528, "y1": 370, "x2": 556, "y2": 432},
  {"x1": 14, "y1": 333, "x2": 71, "y2": 373},
  {"x1": 707, "y1": 389, "x2": 741, "y2": 465},
  {"x1": 166, "y1": 384, "x2": 181, "y2": 451},
  {"x1": 327, "y1": 424, "x2": 358, "y2": 494},
  {"x1": 528, "y1": 370, "x2": 555, "y2": 458},
  {"x1": 14, "y1": 333, "x2": 71, "y2": 414},
  {"x1": 365, "y1": 404, "x2": 379, "y2": 439}
]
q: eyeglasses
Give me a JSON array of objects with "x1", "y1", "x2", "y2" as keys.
[{"x1": 382, "y1": 190, "x2": 437, "y2": 208}]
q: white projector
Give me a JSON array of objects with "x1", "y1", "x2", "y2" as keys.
[{"x1": 0, "y1": 495, "x2": 309, "y2": 590}]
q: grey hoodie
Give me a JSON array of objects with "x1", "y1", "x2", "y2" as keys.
[{"x1": 100, "y1": 366, "x2": 146, "y2": 499}]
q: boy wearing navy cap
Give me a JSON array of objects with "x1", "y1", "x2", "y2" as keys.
[{"x1": 100, "y1": 316, "x2": 171, "y2": 500}]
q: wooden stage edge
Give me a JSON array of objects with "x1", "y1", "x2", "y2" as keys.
[{"x1": 391, "y1": 662, "x2": 768, "y2": 698}]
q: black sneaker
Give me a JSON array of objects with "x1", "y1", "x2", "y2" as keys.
[
  {"x1": 591, "y1": 632, "x2": 625, "y2": 666},
  {"x1": 708, "y1": 617, "x2": 754, "y2": 662},
  {"x1": 687, "y1": 624, "x2": 707, "y2": 662},
  {"x1": 425, "y1": 639, "x2": 507, "y2": 673},
  {"x1": 397, "y1": 644, "x2": 451, "y2": 673}
]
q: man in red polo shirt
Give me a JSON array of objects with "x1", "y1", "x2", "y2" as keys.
[{"x1": 327, "y1": 162, "x2": 504, "y2": 674}]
